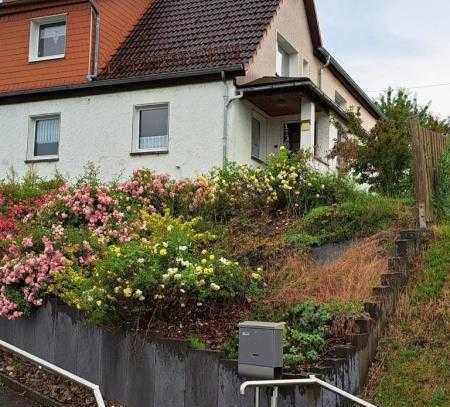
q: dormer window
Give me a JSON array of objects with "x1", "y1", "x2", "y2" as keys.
[{"x1": 29, "y1": 15, "x2": 66, "y2": 62}]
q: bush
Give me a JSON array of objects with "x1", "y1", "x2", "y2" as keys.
[
  {"x1": 0, "y1": 149, "x2": 402, "y2": 324},
  {"x1": 434, "y1": 145, "x2": 450, "y2": 221},
  {"x1": 283, "y1": 302, "x2": 331, "y2": 366},
  {"x1": 0, "y1": 170, "x2": 63, "y2": 202},
  {"x1": 209, "y1": 148, "x2": 355, "y2": 218},
  {"x1": 50, "y1": 211, "x2": 262, "y2": 325},
  {"x1": 287, "y1": 193, "x2": 409, "y2": 248}
]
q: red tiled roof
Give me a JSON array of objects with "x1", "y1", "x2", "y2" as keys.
[{"x1": 99, "y1": 0, "x2": 282, "y2": 80}]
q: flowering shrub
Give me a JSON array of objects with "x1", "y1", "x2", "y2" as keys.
[
  {"x1": 51, "y1": 211, "x2": 262, "y2": 324},
  {"x1": 207, "y1": 148, "x2": 354, "y2": 218},
  {"x1": 0, "y1": 148, "x2": 359, "y2": 322},
  {"x1": 0, "y1": 237, "x2": 67, "y2": 319},
  {"x1": 118, "y1": 170, "x2": 213, "y2": 216}
]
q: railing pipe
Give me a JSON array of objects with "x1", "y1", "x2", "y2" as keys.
[
  {"x1": 240, "y1": 375, "x2": 377, "y2": 407},
  {"x1": 0, "y1": 339, "x2": 106, "y2": 407}
]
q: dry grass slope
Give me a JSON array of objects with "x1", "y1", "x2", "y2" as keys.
[{"x1": 266, "y1": 234, "x2": 388, "y2": 309}]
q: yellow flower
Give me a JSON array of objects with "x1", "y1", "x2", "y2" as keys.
[
  {"x1": 159, "y1": 248, "x2": 167, "y2": 256},
  {"x1": 123, "y1": 287, "x2": 133, "y2": 298}
]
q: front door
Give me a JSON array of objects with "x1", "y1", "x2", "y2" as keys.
[{"x1": 283, "y1": 122, "x2": 301, "y2": 152}]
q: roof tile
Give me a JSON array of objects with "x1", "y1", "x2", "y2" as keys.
[{"x1": 99, "y1": 0, "x2": 281, "y2": 79}]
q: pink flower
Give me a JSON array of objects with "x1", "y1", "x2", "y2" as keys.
[{"x1": 22, "y1": 237, "x2": 33, "y2": 248}]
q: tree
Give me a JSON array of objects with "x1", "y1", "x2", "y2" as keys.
[{"x1": 331, "y1": 88, "x2": 450, "y2": 196}]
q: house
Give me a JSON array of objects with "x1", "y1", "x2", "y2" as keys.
[{"x1": 0, "y1": 0, "x2": 382, "y2": 180}]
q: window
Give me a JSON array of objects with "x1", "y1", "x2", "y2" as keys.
[
  {"x1": 251, "y1": 113, "x2": 267, "y2": 162},
  {"x1": 276, "y1": 44, "x2": 290, "y2": 77},
  {"x1": 276, "y1": 33, "x2": 298, "y2": 77},
  {"x1": 132, "y1": 104, "x2": 169, "y2": 153},
  {"x1": 27, "y1": 115, "x2": 60, "y2": 161},
  {"x1": 29, "y1": 15, "x2": 66, "y2": 62},
  {"x1": 251, "y1": 117, "x2": 261, "y2": 159},
  {"x1": 335, "y1": 91, "x2": 347, "y2": 108}
]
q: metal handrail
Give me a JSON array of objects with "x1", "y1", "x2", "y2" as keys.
[
  {"x1": 241, "y1": 375, "x2": 377, "y2": 407},
  {"x1": 0, "y1": 339, "x2": 106, "y2": 407}
]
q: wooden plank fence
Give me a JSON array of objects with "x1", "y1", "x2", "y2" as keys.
[{"x1": 410, "y1": 120, "x2": 449, "y2": 227}]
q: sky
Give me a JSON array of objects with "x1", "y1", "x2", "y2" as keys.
[{"x1": 315, "y1": 0, "x2": 450, "y2": 119}]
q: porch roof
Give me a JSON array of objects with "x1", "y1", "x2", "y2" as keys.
[{"x1": 236, "y1": 76, "x2": 348, "y2": 120}]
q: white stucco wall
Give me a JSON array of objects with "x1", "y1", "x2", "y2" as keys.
[{"x1": 0, "y1": 81, "x2": 228, "y2": 181}]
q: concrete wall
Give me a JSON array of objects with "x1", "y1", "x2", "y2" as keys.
[
  {"x1": 0, "y1": 232, "x2": 421, "y2": 407},
  {"x1": 0, "y1": 81, "x2": 227, "y2": 181},
  {"x1": 236, "y1": 0, "x2": 377, "y2": 131}
]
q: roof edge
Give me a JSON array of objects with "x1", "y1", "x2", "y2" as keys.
[
  {"x1": 0, "y1": 65, "x2": 245, "y2": 105},
  {"x1": 315, "y1": 47, "x2": 383, "y2": 119},
  {"x1": 303, "y1": 0, "x2": 323, "y2": 48},
  {"x1": 0, "y1": 0, "x2": 86, "y2": 15},
  {"x1": 237, "y1": 76, "x2": 348, "y2": 122}
]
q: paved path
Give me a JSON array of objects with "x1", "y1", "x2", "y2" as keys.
[{"x1": 0, "y1": 387, "x2": 41, "y2": 407}]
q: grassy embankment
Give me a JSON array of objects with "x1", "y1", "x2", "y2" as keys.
[{"x1": 365, "y1": 224, "x2": 450, "y2": 407}]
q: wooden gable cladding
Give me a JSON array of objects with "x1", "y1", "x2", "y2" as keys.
[
  {"x1": 0, "y1": 1, "x2": 92, "y2": 93},
  {"x1": 0, "y1": 0, "x2": 153, "y2": 94}
]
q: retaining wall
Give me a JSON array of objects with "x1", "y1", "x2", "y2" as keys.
[{"x1": 0, "y1": 231, "x2": 421, "y2": 407}]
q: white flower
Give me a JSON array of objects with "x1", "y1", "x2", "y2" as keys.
[
  {"x1": 178, "y1": 245, "x2": 188, "y2": 251},
  {"x1": 135, "y1": 289, "x2": 143, "y2": 297},
  {"x1": 174, "y1": 274, "x2": 182, "y2": 280},
  {"x1": 251, "y1": 273, "x2": 262, "y2": 280},
  {"x1": 167, "y1": 225, "x2": 173, "y2": 232},
  {"x1": 162, "y1": 242, "x2": 169, "y2": 248},
  {"x1": 180, "y1": 289, "x2": 186, "y2": 294},
  {"x1": 114, "y1": 287, "x2": 121, "y2": 293},
  {"x1": 138, "y1": 295, "x2": 145, "y2": 301},
  {"x1": 137, "y1": 258, "x2": 145, "y2": 264},
  {"x1": 96, "y1": 300, "x2": 102, "y2": 306},
  {"x1": 210, "y1": 283, "x2": 221, "y2": 291}
]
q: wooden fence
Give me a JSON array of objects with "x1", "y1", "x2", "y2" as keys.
[{"x1": 410, "y1": 120, "x2": 449, "y2": 227}]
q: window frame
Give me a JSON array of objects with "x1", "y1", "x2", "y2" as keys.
[
  {"x1": 26, "y1": 113, "x2": 61, "y2": 163},
  {"x1": 251, "y1": 111, "x2": 267, "y2": 163},
  {"x1": 275, "y1": 32, "x2": 299, "y2": 78},
  {"x1": 29, "y1": 14, "x2": 67, "y2": 63},
  {"x1": 335, "y1": 91, "x2": 347, "y2": 109},
  {"x1": 131, "y1": 103, "x2": 170, "y2": 155}
]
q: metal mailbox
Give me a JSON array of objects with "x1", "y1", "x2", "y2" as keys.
[{"x1": 238, "y1": 321, "x2": 285, "y2": 379}]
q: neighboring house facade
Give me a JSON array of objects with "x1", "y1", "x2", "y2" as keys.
[{"x1": 0, "y1": 0, "x2": 382, "y2": 181}]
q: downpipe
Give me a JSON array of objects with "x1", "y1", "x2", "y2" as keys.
[{"x1": 222, "y1": 71, "x2": 243, "y2": 166}]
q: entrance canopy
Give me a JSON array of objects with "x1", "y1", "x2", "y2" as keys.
[{"x1": 236, "y1": 77, "x2": 347, "y2": 120}]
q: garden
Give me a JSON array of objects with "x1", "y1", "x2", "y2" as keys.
[{"x1": 0, "y1": 146, "x2": 414, "y2": 370}]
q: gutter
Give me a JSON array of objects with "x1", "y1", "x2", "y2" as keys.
[
  {"x1": 0, "y1": 65, "x2": 246, "y2": 105},
  {"x1": 315, "y1": 47, "x2": 384, "y2": 119}
]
